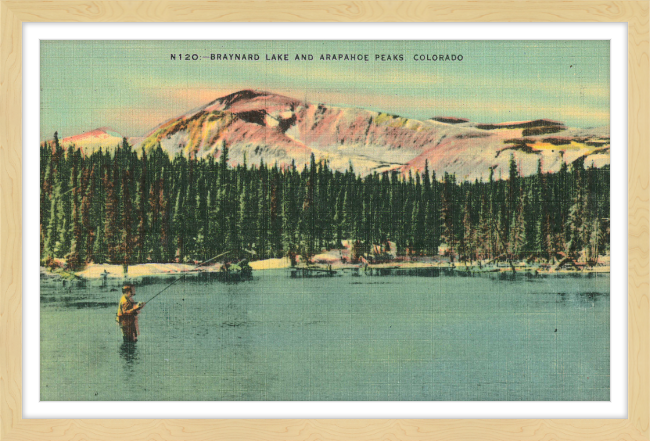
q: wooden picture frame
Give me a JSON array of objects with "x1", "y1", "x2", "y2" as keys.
[{"x1": 1, "y1": 1, "x2": 647, "y2": 440}]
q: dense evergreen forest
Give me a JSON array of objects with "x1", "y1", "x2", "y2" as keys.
[{"x1": 40, "y1": 133, "x2": 610, "y2": 270}]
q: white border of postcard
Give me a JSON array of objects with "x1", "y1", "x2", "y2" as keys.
[{"x1": 23, "y1": 22, "x2": 627, "y2": 419}]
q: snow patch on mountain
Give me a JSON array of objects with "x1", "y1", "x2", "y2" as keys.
[{"x1": 58, "y1": 90, "x2": 610, "y2": 181}]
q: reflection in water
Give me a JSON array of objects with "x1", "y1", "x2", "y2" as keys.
[
  {"x1": 65, "y1": 301, "x2": 115, "y2": 309},
  {"x1": 556, "y1": 291, "x2": 605, "y2": 306},
  {"x1": 119, "y1": 341, "x2": 139, "y2": 372}
]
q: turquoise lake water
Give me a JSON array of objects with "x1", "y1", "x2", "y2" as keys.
[{"x1": 41, "y1": 270, "x2": 609, "y2": 401}]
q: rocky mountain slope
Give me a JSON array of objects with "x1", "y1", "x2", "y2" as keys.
[{"x1": 60, "y1": 89, "x2": 610, "y2": 181}]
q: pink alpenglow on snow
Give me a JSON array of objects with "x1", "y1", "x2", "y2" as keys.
[{"x1": 54, "y1": 90, "x2": 610, "y2": 182}]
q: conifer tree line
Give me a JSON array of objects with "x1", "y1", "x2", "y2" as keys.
[{"x1": 40, "y1": 133, "x2": 610, "y2": 269}]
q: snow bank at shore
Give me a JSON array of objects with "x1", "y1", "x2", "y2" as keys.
[
  {"x1": 76, "y1": 263, "x2": 202, "y2": 279},
  {"x1": 51, "y1": 253, "x2": 611, "y2": 281},
  {"x1": 74, "y1": 258, "x2": 292, "y2": 280},
  {"x1": 249, "y1": 258, "x2": 292, "y2": 270}
]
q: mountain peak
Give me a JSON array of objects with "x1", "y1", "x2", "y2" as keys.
[
  {"x1": 199, "y1": 89, "x2": 300, "y2": 114},
  {"x1": 62, "y1": 127, "x2": 123, "y2": 143},
  {"x1": 217, "y1": 89, "x2": 269, "y2": 108}
]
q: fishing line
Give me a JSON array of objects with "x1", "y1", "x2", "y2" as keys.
[{"x1": 143, "y1": 251, "x2": 230, "y2": 304}]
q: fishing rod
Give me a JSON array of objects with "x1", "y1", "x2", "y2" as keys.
[{"x1": 143, "y1": 250, "x2": 230, "y2": 304}]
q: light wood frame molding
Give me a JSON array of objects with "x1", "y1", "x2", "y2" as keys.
[{"x1": 1, "y1": 1, "x2": 647, "y2": 440}]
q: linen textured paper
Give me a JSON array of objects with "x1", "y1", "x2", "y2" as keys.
[{"x1": 39, "y1": 40, "x2": 610, "y2": 401}]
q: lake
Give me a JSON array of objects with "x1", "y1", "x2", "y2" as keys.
[{"x1": 41, "y1": 270, "x2": 609, "y2": 401}]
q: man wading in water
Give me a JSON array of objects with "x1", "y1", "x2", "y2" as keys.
[{"x1": 116, "y1": 284, "x2": 145, "y2": 342}]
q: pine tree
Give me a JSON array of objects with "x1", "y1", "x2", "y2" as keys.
[
  {"x1": 44, "y1": 190, "x2": 60, "y2": 260},
  {"x1": 477, "y1": 190, "x2": 491, "y2": 260},
  {"x1": 460, "y1": 193, "x2": 476, "y2": 263},
  {"x1": 281, "y1": 167, "x2": 298, "y2": 261},
  {"x1": 159, "y1": 171, "x2": 172, "y2": 262},
  {"x1": 104, "y1": 154, "x2": 121, "y2": 262},
  {"x1": 209, "y1": 180, "x2": 225, "y2": 256},
  {"x1": 555, "y1": 161, "x2": 569, "y2": 254},
  {"x1": 172, "y1": 187, "x2": 186, "y2": 261},
  {"x1": 341, "y1": 180, "x2": 353, "y2": 243},
  {"x1": 256, "y1": 162, "x2": 270, "y2": 259},
  {"x1": 389, "y1": 171, "x2": 404, "y2": 255},
  {"x1": 183, "y1": 156, "x2": 199, "y2": 259},
  {"x1": 566, "y1": 161, "x2": 588, "y2": 260},
  {"x1": 541, "y1": 212, "x2": 553, "y2": 261},
  {"x1": 269, "y1": 168, "x2": 283, "y2": 256},
  {"x1": 441, "y1": 172, "x2": 456, "y2": 262},
  {"x1": 508, "y1": 186, "x2": 526, "y2": 259},
  {"x1": 55, "y1": 148, "x2": 73, "y2": 257},
  {"x1": 80, "y1": 166, "x2": 95, "y2": 263},
  {"x1": 410, "y1": 198, "x2": 425, "y2": 256},
  {"x1": 410, "y1": 173, "x2": 426, "y2": 255},
  {"x1": 424, "y1": 169, "x2": 441, "y2": 257},
  {"x1": 134, "y1": 147, "x2": 148, "y2": 262},
  {"x1": 194, "y1": 169, "x2": 210, "y2": 261},
  {"x1": 505, "y1": 154, "x2": 519, "y2": 253},
  {"x1": 66, "y1": 150, "x2": 84, "y2": 269},
  {"x1": 298, "y1": 154, "x2": 317, "y2": 260},
  {"x1": 586, "y1": 218, "x2": 602, "y2": 265},
  {"x1": 40, "y1": 141, "x2": 55, "y2": 256},
  {"x1": 119, "y1": 167, "x2": 134, "y2": 268},
  {"x1": 235, "y1": 175, "x2": 253, "y2": 258},
  {"x1": 91, "y1": 158, "x2": 109, "y2": 264}
]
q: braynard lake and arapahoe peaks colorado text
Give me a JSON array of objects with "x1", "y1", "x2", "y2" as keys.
[{"x1": 170, "y1": 53, "x2": 464, "y2": 62}]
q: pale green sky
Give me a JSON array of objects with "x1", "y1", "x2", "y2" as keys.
[{"x1": 41, "y1": 40, "x2": 609, "y2": 140}]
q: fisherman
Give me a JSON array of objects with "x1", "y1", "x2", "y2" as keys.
[{"x1": 116, "y1": 284, "x2": 145, "y2": 342}]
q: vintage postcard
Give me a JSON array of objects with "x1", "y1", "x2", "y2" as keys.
[{"x1": 40, "y1": 40, "x2": 610, "y2": 401}]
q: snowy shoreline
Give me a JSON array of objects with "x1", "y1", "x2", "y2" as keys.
[{"x1": 40, "y1": 254, "x2": 610, "y2": 285}]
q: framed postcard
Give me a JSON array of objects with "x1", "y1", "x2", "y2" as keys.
[{"x1": 1, "y1": 2, "x2": 648, "y2": 441}]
